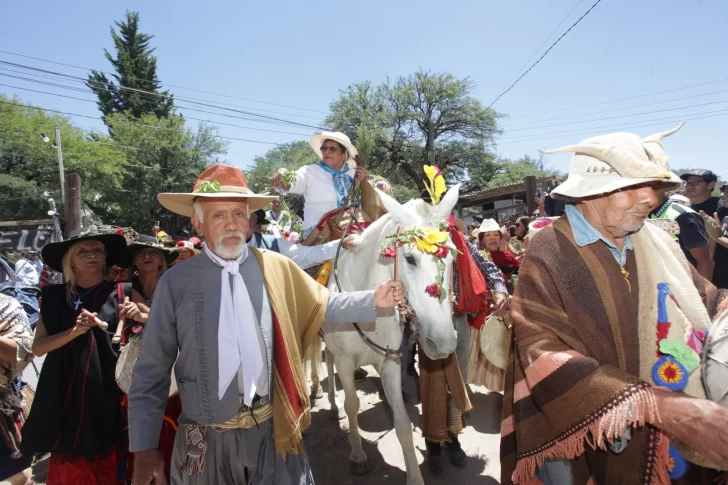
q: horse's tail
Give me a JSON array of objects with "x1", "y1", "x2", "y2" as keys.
[{"x1": 305, "y1": 333, "x2": 323, "y2": 387}]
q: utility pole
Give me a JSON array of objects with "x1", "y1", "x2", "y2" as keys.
[
  {"x1": 55, "y1": 126, "x2": 66, "y2": 205},
  {"x1": 524, "y1": 175, "x2": 537, "y2": 216},
  {"x1": 64, "y1": 173, "x2": 81, "y2": 237}
]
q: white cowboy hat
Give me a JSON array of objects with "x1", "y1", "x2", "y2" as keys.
[
  {"x1": 471, "y1": 218, "x2": 503, "y2": 239},
  {"x1": 158, "y1": 164, "x2": 277, "y2": 217},
  {"x1": 542, "y1": 122, "x2": 685, "y2": 200},
  {"x1": 310, "y1": 132, "x2": 359, "y2": 164},
  {"x1": 668, "y1": 193, "x2": 691, "y2": 207}
]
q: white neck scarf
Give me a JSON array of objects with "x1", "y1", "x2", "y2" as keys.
[{"x1": 203, "y1": 243, "x2": 264, "y2": 406}]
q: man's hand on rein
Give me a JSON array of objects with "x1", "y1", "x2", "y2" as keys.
[{"x1": 374, "y1": 281, "x2": 406, "y2": 311}]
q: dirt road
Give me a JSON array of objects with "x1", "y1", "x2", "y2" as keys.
[{"x1": 304, "y1": 363, "x2": 503, "y2": 485}]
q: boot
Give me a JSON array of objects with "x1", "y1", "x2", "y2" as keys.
[
  {"x1": 445, "y1": 434, "x2": 467, "y2": 468},
  {"x1": 425, "y1": 440, "x2": 443, "y2": 475}
]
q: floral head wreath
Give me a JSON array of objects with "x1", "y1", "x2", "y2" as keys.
[{"x1": 379, "y1": 165, "x2": 458, "y2": 303}]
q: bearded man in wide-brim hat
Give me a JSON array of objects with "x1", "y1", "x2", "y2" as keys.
[
  {"x1": 129, "y1": 164, "x2": 406, "y2": 485},
  {"x1": 500, "y1": 123, "x2": 728, "y2": 485}
]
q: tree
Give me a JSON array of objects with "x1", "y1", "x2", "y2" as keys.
[
  {"x1": 0, "y1": 94, "x2": 125, "y2": 221},
  {"x1": 326, "y1": 71, "x2": 503, "y2": 192},
  {"x1": 101, "y1": 114, "x2": 227, "y2": 232},
  {"x1": 87, "y1": 11, "x2": 173, "y2": 122},
  {"x1": 468, "y1": 154, "x2": 560, "y2": 191}
]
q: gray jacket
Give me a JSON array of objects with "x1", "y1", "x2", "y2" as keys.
[{"x1": 128, "y1": 249, "x2": 377, "y2": 452}]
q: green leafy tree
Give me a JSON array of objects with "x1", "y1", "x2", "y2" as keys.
[
  {"x1": 326, "y1": 71, "x2": 502, "y2": 192},
  {"x1": 87, "y1": 11, "x2": 173, "y2": 122},
  {"x1": 102, "y1": 114, "x2": 227, "y2": 232},
  {"x1": 0, "y1": 94, "x2": 125, "y2": 221}
]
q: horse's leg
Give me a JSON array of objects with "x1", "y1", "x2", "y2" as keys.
[
  {"x1": 379, "y1": 357, "x2": 424, "y2": 485},
  {"x1": 308, "y1": 335, "x2": 323, "y2": 401},
  {"x1": 337, "y1": 358, "x2": 369, "y2": 475},
  {"x1": 325, "y1": 347, "x2": 345, "y2": 420}
]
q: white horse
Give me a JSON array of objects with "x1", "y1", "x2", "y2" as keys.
[{"x1": 313, "y1": 186, "x2": 461, "y2": 485}]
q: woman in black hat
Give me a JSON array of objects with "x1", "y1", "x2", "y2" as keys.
[
  {"x1": 116, "y1": 235, "x2": 179, "y2": 482},
  {"x1": 21, "y1": 226, "x2": 128, "y2": 485},
  {"x1": 117, "y1": 235, "x2": 177, "y2": 337}
]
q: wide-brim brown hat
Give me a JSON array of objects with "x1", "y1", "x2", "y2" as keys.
[
  {"x1": 158, "y1": 164, "x2": 277, "y2": 217},
  {"x1": 121, "y1": 234, "x2": 178, "y2": 267},
  {"x1": 42, "y1": 226, "x2": 127, "y2": 273}
]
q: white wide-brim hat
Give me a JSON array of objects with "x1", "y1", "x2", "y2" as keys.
[
  {"x1": 472, "y1": 218, "x2": 503, "y2": 238},
  {"x1": 158, "y1": 164, "x2": 277, "y2": 217},
  {"x1": 544, "y1": 122, "x2": 685, "y2": 200},
  {"x1": 310, "y1": 132, "x2": 359, "y2": 164}
]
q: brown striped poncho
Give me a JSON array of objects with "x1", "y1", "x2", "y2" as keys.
[{"x1": 500, "y1": 216, "x2": 718, "y2": 485}]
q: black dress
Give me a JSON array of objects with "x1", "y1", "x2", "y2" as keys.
[{"x1": 21, "y1": 281, "x2": 127, "y2": 457}]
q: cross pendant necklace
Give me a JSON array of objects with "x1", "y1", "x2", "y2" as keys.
[{"x1": 74, "y1": 282, "x2": 102, "y2": 311}]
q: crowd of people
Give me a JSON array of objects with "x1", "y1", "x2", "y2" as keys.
[{"x1": 0, "y1": 125, "x2": 724, "y2": 485}]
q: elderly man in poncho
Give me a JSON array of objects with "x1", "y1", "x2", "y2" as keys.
[
  {"x1": 129, "y1": 164, "x2": 405, "y2": 485},
  {"x1": 501, "y1": 123, "x2": 728, "y2": 485}
]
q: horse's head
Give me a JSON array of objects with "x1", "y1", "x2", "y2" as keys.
[{"x1": 377, "y1": 186, "x2": 460, "y2": 360}]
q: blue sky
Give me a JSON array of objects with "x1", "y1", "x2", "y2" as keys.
[{"x1": 2, "y1": 0, "x2": 727, "y2": 180}]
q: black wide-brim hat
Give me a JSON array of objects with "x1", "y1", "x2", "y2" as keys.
[
  {"x1": 253, "y1": 209, "x2": 271, "y2": 226},
  {"x1": 41, "y1": 226, "x2": 127, "y2": 273},
  {"x1": 121, "y1": 234, "x2": 179, "y2": 267}
]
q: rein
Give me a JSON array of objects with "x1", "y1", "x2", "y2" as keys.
[{"x1": 331, "y1": 184, "x2": 417, "y2": 358}]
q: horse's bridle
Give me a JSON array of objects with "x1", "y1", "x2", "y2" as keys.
[{"x1": 330, "y1": 183, "x2": 418, "y2": 357}]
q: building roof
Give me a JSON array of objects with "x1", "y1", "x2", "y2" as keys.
[{"x1": 459, "y1": 175, "x2": 564, "y2": 206}]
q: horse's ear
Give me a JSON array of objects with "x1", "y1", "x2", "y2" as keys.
[
  {"x1": 432, "y1": 184, "x2": 460, "y2": 221},
  {"x1": 376, "y1": 189, "x2": 416, "y2": 227}
]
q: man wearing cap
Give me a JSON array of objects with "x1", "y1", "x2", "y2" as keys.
[
  {"x1": 129, "y1": 164, "x2": 406, "y2": 485},
  {"x1": 247, "y1": 209, "x2": 352, "y2": 271},
  {"x1": 501, "y1": 123, "x2": 728, "y2": 485},
  {"x1": 681, "y1": 169, "x2": 728, "y2": 289},
  {"x1": 649, "y1": 190, "x2": 713, "y2": 280}
]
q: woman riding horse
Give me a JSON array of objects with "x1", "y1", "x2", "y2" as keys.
[{"x1": 271, "y1": 132, "x2": 369, "y2": 239}]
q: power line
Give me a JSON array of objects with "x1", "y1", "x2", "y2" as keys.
[
  {"x1": 493, "y1": 0, "x2": 585, "y2": 102},
  {"x1": 497, "y1": 111, "x2": 728, "y2": 145},
  {"x1": 499, "y1": 108, "x2": 728, "y2": 142},
  {"x1": 502, "y1": 89, "x2": 728, "y2": 127},
  {"x1": 508, "y1": 78, "x2": 728, "y2": 120},
  {"x1": 502, "y1": 99, "x2": 728, "y2": 132},
  {"x1": 0, "y1": 49, "x2": 328, "y2": 114},
  {"x1": 0, "y1": 100, "x2": 285, "y2": 146},
  {"x1": 488, "y1": 0, "x2": 604, "y2": 108},
  {"x1": 0, "y1": 60, "x2": 328, "y2": 130},
  {"x1": 0, "y1": 80, "x2": 315, "y2": 136}
]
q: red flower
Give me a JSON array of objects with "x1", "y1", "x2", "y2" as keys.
[
  {"x1": 434, "y1": 245, "x2": 450, "y2": 259},
  {"x1": 382, "y1": 247, "x2": 397, "y2": 258},
  {"x1": 114, "y1": 227, "x2": 124, "y2": 235},
  {"x1": 425, "y1": 283, "x2": 441, "y2": 298},
  {"x1": 434, "y1": 165, "x2": 442, "y2": 176},
  {"x1": 445, "y1": 215, "x2": 456, "y2": 230},
  {"x1": 131, "y1": 324, "x2": 144, "y2": 334}
]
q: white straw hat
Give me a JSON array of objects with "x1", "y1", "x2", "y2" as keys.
[
  {"x1": 543, "y1": 122, "x2": 685, "y2": 200},
  {"x1": 310, "y1": 132, "x2": 359, "y2": 168},
  {"x1": 471, "y1": 218, "x2": 503, "y2": 238}
]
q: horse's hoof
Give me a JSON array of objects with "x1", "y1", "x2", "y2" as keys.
[
  {"x1": 349, "y1": 458, "x2": 370, "y2": 475},
  {"x1": 332, "y1": 406, "x2": 346, "y2": 420},
  {"x1": 310, "y1": 386, "x2": 323, "y2": 401}
]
